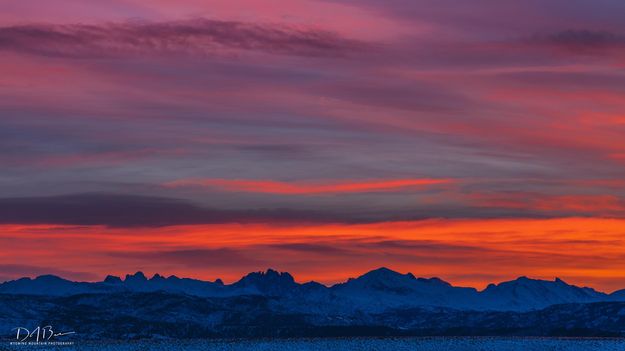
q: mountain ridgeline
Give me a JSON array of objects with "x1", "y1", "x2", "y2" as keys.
[
  {"x1": 0, "y1": 267, "x2": 620, "y2": 312},
  {"x1": 2, "y1": 268, "x2": 625, "y2": 339}
]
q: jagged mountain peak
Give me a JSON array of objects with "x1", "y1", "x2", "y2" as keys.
[
  {"x1": 239, "y1": 269, "x2": 295, "y2": 282},
  {"x1": 125, "y1": 271, "x2": 147, "y2": 282},
  {"x1": 232, "y1": 268, "x2": 297, "y2": 296}
]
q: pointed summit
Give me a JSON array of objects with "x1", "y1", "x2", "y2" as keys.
[
  {"x1": 151, "y1": 273, "x2": 165, "y2": 281},
  {"x1": 370, "y1": 267, "x2": 396, "y2": 274},
  {"x1": 357, "y1": 267, "x2": 414, "y2": 279},
  {"x1": 103, "y1": 275, "x2": 122, "y2": 284},
  {"x1": 337, "y1": 267, "x2": 420, "y2": 295}
]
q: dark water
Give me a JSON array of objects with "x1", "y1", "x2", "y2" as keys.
[{"x1": 2, "y1": 337, "x2": 625, "y2": 351}]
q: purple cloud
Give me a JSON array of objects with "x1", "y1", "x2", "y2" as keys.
[{"x1": 0, "y1": 19, "x2": 367, "y2": 58}]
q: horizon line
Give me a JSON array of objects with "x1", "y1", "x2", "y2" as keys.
[{"x1": 3, "y1": 266, "x2": 620, "y2": 294}]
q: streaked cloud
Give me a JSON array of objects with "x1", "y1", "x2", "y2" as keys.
[
  {"x1": 0, "y1": 193, "x2": 355, "y2": 227},
  {"x1": 0, "y1": 19, "x2": 367, "y2": 58},
  {"x1": 467, "y1": 192, "x2": 625, "y2": 215},
  {"x1": 3, "y1": 218, "x2": 625, "y2": 291},
  {"x1": 110, "y1": 248, "x2": 265, "y2": 268},
  {"x1": 165, "y1": 178, "x2": 454, "y2": 195},
  {"x1": 2, "y1": 0, "x2": 625, "y2": 291},
  {"x1": 529, "y1": 29, "x2": 625, "y2": 53}
]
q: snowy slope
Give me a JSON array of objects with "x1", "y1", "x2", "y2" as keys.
[{"x1": 0, "y1": 268, "x2": 617, "y2": 312}]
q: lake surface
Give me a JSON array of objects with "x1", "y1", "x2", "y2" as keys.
[{"x1": 3, "y1": 337, "x2": 625, "y2": 351}]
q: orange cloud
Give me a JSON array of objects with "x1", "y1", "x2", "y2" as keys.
[
  {"x1": 165, "y1": 178, "x2": 455, "y2": 195},
  {"x1": 533, "y1": 195, "x2": 623, "y2": 212},
  {"x1": 469, "y1": 192, "x2": 625, "y2": 215},
  {"x1": 3, "y1": 218, "x2": 625, "y2": 292},
  {"x1": 566, "y1": 179, "x2": 625, "y2": 188}
]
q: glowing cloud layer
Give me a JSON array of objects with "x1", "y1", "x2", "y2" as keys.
[{"x1": 165, "y1": 178, "x2": 454, "y2": 195}]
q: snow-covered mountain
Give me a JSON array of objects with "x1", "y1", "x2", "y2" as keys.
[
  {"x1": 0, "y1": 268, "x2": 621, "y2": 312},
  {"x1": 609, "y1": 288, "x2": 625, "y2": 301},
  {"x1": 329, "y1": 267, "x2": 480, "y2": 311},
  {"x1": 480, "y1": 276, "x2": 606, "y2": 310}
]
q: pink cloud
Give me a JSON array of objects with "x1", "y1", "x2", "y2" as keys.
[{"x1": 165, "y1": 178, "x2": 455, "y2": 195}]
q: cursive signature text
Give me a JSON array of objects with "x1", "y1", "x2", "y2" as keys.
[{"x1": 12, "y1": 326, "x2": 76, "y2": 342}]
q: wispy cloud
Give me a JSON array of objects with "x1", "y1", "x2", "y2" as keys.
[
  {"x1": 0, "y1": 19, "x2": 367, "y2": 58},
  {"x1": 0, "y1": 193, "x2": 354, "y2": 227},
  {"x1": 467, "y1": 192, "x2": 625, "y2": 215},
  {"x1": 110, "y1": 248, "x2": 264, "y2": 268},
  {"x1": 529, "y1": 29, "x2": 625, "y2": 53},
  {"x1": 165, "y1": 178, "x2": 455, "y2": 195}
]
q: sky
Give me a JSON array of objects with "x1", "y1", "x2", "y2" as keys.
[{"x1": 2, "y1": 0, "x2": 625, "y2": 291}]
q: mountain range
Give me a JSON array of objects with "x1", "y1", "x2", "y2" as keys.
[
  {"x1": 3, "y1": 268, "x2": 625, "y2": 339},
  {"x1": 1, "y1": 267, "x2": 623, "y2": 312}
]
